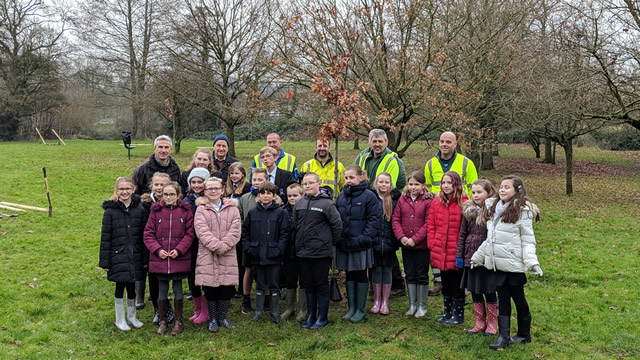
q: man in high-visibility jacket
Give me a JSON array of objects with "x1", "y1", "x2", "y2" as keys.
[
  {"x1": 251, "y1": 133, "x2": 298, "y2": 181},
  {"x1": 299, "y1": 138, "x2": 345, "y2": 197},
  {"x1": 354, "y1": 128, "x2": 407, "y2": 296},
  {"x1": 354, "y1": 129, "x2": 407, "y2": 190},
  {"x1": 423, "y1": 131, "x2": 478, "y2": 296}
]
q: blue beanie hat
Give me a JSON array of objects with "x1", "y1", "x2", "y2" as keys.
[
  {"x1": 213, "y1": 134, "x2": 230, "y2": 147},
  {"x1": 187, "y1": 167, "x2": 210, "y2": 190}
]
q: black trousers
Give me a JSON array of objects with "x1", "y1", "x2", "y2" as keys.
[
  {"x1": 203, "y1": 285, "x2": 235, "y2": 301},
  {"x1": 441, "y1": 270, "x2": 465, "y2": 298},
  {"x1": 115, "y1": 281, "x2": 135, "y2": 299},
  {"x1": 148, "y1": 272, "x2": 159, "y2": 307},
  {"x1": 402, "y1": 248, "x2": 429, "y2": 285},
  {"x1": 254, "y1": 264, "x2": 280, "y2": 293},
  {"x1": 497, "y1": 284, "x2": 530, "y2": 317},
  {"x1": 299, "y1": 258, "x2": 331, "y2": 297},
  {"x1": 283, "y1": 256, "x2": 303, "y2": 289}
]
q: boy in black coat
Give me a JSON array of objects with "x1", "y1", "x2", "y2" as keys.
[{"x1": 241, "y1": 182, "x2": 290, "y2": 323}]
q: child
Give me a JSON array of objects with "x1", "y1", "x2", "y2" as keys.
[
  {"x1": 336, "y1": 165, "x2": 381, "y2": 323},
  {"x1": 258, "y1": 146, "x2": 295, "y2": 204},
  {"x1": 456, "y1": 179, "x2": 497, "y2": 335},
  {"x1": 180, "y1": 148, "x2": 216, "y2": 194},
  {"x1": 224, "y1": 162, "x2": 251, "y2": 199},
  {"x1": 471, "y1": 175, "x2": 543, "y2": 350},
  {"x1": 280, "y1": 183, "x2": 306, "y2": 321},
  {"x1": 293, "y1": 172, "x2": 342, "y2": 329},
  {"x1": 138, "y1": 172, "x2": 171, "y2": 320},
  {"x1": 241, "y1": 182, "x2": 290, "y2": 324},
  {"x1": 391, "y1": 171, "x2": 433, "y2": 318},
  {"x1": 371, "y1": 172, "x2": 402, "y2": 315},
  {"x1": 182, "y1": 168, "x2": 211, "y2": 325},
  {"x1": 144, "y1": 182, "x2": 194, "y2": 335},
  {"x1": 427, "y1": 171, "x2": 467, "y2": 325},
  {"x1": 194, "y1": 177, "x2": 242, "y2": 333},
  {"x1": 99, "y1": 177, "x2": 147, "y2": 331}
]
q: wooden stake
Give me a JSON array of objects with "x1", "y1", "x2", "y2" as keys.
[
  {"x1": 0, "y1": 202, "x2": 48, "y2": 212},
  {"x1": 51, "y1": 129, "x2": 66, "y2": 145},
  {"x1": 35, "y1": 128, "x2": 47, "y2": 145},
  {"x1": 0, "y1": 204, "x2": 26, "y2": 212}
]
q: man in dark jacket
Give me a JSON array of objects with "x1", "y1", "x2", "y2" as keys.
[
  {"x1": 241, "y1": 182, "x2": 290, "y2": 324},
  {"x1": 293, "y1": 173, "x2": 342, "y2": 330},
  {"x1": 133, "y1": 135, "x2": 181, "y2": 195},
  {"x1": 211, "y1": 134, "x2": 239, "y2": 183}
]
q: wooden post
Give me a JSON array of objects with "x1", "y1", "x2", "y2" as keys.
[
  {"x1": 51, "y1": 129, "x2": 66, "y2": 145},
  {"x1": 35, "y1": 128, "x2": 47, "y2": 145}
]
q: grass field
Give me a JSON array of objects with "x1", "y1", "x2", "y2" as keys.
[{"x1": 0, "y1": 140, "x2": 638, "y2": 359}]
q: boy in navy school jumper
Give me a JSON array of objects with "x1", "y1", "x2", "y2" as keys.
[{"x1": 241, "y1": 181, "x2": 290, "y2": 324}]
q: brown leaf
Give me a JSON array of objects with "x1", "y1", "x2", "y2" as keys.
[
  {"x1": 0, "y1": 232, "x2": 7, "y2": 236},
  {"x1": 609, "y1": 306, "x2": 618, "y2": 310},
  {"x1": 534, "y1": 353, "x2": 546, "y2": 359},
  {"x1": 69, "y1": 292, "x2": 73, "y2": 297},
  {"x1": 109, "y1": 330, "x2": 115, "y2": 336}
]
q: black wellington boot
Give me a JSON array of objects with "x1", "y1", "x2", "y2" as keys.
[
  {"x1": 489, "y1": 315, "x2": 513, "y2": 350},
  {"x1": 511, "y1": 313, "x2": 532, "y2": 344}
]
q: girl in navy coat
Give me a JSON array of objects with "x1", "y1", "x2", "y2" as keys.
[
  {"x1": 100, "y1": 177, "x2": 148, "y2": 331},
  {"x1": 336, "y1": 165, "x2": 382, "y2": 323},
  {"x1": 371, "y1": 172, "x2": 401, "y2": 315}
]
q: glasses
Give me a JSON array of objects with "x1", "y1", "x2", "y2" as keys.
[
  {"x1": 117, "y1": 188, "x2": 133, "y2": 192},
  {"x1": 162, "y1": 193, "x2": 177, "y2": 197},
  {"x1": 302, "y1": 181, "x2": 318, "y2": 187},
  {"x1": 205, "y1": 187, "x2": 222, "y2": 192}
]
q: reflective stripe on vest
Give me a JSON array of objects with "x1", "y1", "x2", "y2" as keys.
[
  {"x1": 427, "y1": 156, "x2": 469, "y2": 186},
  {"x1": 461, "y1": 157, "x2": 468, "y2": 186},
  {"x1": 427, "y1": 159, "x2": 440, "y2": 187},
  {"x1": 255, "y1": 152, "x2": 294, "y2": 172},
  {"x1": 383, "y1": 155, "x2": 398, "y2": 173}
]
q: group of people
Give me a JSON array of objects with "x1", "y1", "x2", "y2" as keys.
[{"x1": 99, "y1": 130, "x2": 543, "y2": 350}]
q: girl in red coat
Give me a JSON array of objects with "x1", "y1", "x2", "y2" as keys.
[
  {"x1": 144, "y1": 182, "x2": 194, "y2": 335},
  {"x1": 427, "y1": 171, "x2": 467, "y2": 325},
  {"x1": 392, "y1": 171, "x2": 434, "y2": 319}
]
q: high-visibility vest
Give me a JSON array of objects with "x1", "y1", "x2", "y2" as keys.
[
  {"x1": 300, "y1": 157, "x2": 345, "y2": 195},
  {"x1": 355, "y1": 150, "x2": 401, "y2": 187},
  {"x1": 424, "y1": 154, "x2": 477, "y2": 198},
  {"x1": 254, "y1": 150, "x2": 296, "y2": 173}
]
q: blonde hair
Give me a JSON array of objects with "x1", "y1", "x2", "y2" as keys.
[
  {"x1": 225, "y1": 162, "x2": 248, "y2": 197},
  {"x1": 287, "y1": 182, "x2": 304, "y2": 196},
  {"x1": 110, "y1": 177, "x2": 136, "y2": 201},
  {"x1": 344, "y1": 164, "x2": 368, "y2": 181},
  {"x1": 204, "y1": 177, "x2": 224, "y2": 190},
  {"x1": 374, "y1": 172, "x2": 394, "y2": 221},
  {"x1": 259, "y1": 146, "x2": 278, "y2": 157},
  {"x1": 185, "y1": 148, "x2": 215, "y2": 174},
  {"x1": 147, "y1": 172, "x2": 170, "y2": 193}
]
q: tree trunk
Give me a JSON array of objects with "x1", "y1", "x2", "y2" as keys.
[
  {"x1": 563, "y1": 140, "x2": 573, "y2": 195},
  {"x1": 543, "y1": 138, "x2": 553, "y2": 164},
  {"x1": 528, "y1": 135, "x2": 541, "y2": 158},
  {"x1": 552, "y1": 141, "x2": 557, "y2": 164},
  {"x1": 353, "y1": 136, "x2": 360, "y2": 150},
  {"x1": 226, "y1": 121, "x2": 236, "y2": 157},
  {"x1": 468, "y1": 148, "x2": 481, "y2": 171},
  {"x1": 481, "y1": 149, "x2": 494, "y2": 170},
  {"x1": 131, "y1": 102, "x2": 142, "y2": 138}
]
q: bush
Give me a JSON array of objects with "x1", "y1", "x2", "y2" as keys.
[{"x1": 591, "y1": 125, "x2": 640, "y2": 151}]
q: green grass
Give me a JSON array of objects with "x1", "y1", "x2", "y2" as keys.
[{"x1": 0, "y1": 140, "x2": 638, "y2": 359}]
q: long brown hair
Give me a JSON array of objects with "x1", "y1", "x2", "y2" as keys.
[
  {"x1": 486, "y1": 175, "x2": 539, "y2": 224},
  {"x1": 472, "y1": 179, "x2": 496, "y2": 207},
  {"x1": 185, "y1": 148, "x2": 215, "y2": 174},
  {"x1": 437, "y1": 171, "x2": 464, "y2": 205},
  {"x1": 374, "y1": 172, "x2": 394, "y2": 221},
  {"x1": 224, "y1": 162, "x2": 248, "y2": 197}
]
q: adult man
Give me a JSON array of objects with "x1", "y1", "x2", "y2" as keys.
[
  {"x1": 211, "y1": 134, "x2": 238, "y2": 182},
  {"x1": 354, "y1": 129, "x2": 407, "y2": 190},
  {"x1": 423, "y1": 131, "x2": 478, "y2": 296},
  {"x1": 299, "y1": 138, "x2": 345, "y2": 197},
  {"x1": 354, "y1": 129, "x2": 407, "y2": 295},
  {"x1": 133, "y1": 135, "x2": 181, "y2": 195},
  {"x1": 259, "y1": 146, "x2": 296, "y2": 204},
  {"x1": 251, "y1": 133, "x2": 298, "y2": 180}
]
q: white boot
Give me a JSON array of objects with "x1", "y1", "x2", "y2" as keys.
[
  {"x1": 114, "y1": 298, "x2": 131, "y2": 331},
  {"x1": 126, "y1": 298, "x2": 144, "y2": 328}
]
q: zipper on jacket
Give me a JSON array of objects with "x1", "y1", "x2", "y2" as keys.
[{"x1": 168, "y1": 207, "x2": 172, "y2": 274}]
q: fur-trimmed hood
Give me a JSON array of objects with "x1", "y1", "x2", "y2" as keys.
[
  {"x1": 461, "y1": 199, "x2": 486, "y2": 227},
  {"x1": 150, "y1": 200, "x2": 192, "y2": 212}
]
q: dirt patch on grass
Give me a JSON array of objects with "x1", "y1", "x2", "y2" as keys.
[{"x1": 494, "y1": 157, "x2": 631, "y2": 176}]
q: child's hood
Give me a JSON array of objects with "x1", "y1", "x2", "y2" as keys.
[{"x1": 102, "y1": 194, "x2": 141, "y2": 210}]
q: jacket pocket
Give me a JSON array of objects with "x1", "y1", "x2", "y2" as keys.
[
  {"x1": 112, "y1": 246, "x2": 126, "y2": 254},
  {"x1": 247, "y1": 242, "x2": 260, "y2": 257},
  {"x1": 266, "y1": 242, "x2": 281, "y2": 259}
]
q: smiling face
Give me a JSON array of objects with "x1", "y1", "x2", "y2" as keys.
[
  {"x1": 151, "y1": 176, "x2": 169, "y2": 198},
  {"x1": 116, "y1": 180, "x2": 135, "y2": 203},
  {"x1": 287, "y1": 189, "x2": 302, "y2": 206},
  {"x1": 375, "y1": 174, "x2": 392, "y2": 195},
  {"x1": 407, "y1": 177, "x2": 424, "y2": 197},
  {"x1": 251, "y1": 172, "x2": 267, "y2": 189},
  {"x1": 266, "y1": 134, "x2": 282, "y2": 153},
  {"x1": 439, "y1": 132, "x2": 457, "y2": 160},
  {"x1": 194, "y1": 151, "x2": 211, "y2": 168},
  {"x1": 190, "y1": 177, "x2": 205, "y2": 194},
  {"x1": 369, "y1": 136, "x2": 388, "y2": 157},
  {"x1": 154, "y1": 140, "x2": 172, "y2": 162},
  {"x1": 230, "y1": 169, "x2": 244, "y2": 184},
  {"x1": 204, "y1": 179, "x2": 223, "y2": 203},
  {"x1": 315, "y1": 139, "x2": 330, "y2": 158},
  {"x1": 162, "y1": 185, "x2": 178, "y2": 206},
  {"x1": 440, "y1": 175, "x2": 454, "y2": 197},
  {"x1": 499, "y1": 179, "x2": 517, "y2": 203},
  {"x1": 471, "y1": 184, "x2": 489, "y2": 206},
  {"x1": 344, "y1": 169, "x2": 363, "y2": 186},
  {"x1": 213, "y1": 141, "x2": 228, "y2": 159}
]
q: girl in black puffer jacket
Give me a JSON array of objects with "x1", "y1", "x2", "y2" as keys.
[
  {"x1": 370, "y1": 172, "x2": 401, "y2": 315},
  {"x1": 99, "y1": 177, "x2": 148, "y2": 332}
]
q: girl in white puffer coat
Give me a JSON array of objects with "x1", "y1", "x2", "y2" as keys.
[{"x1": 471, "y1": 175, "x2": 543, "y2": 351}]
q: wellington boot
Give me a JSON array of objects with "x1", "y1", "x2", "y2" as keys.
[
  {"x1": 126, "y1": 298, "x2": 144, "y2": 328},
  {"x1": 380, "y1": 284, "x2": 391, "y2": 315},
  {"x1": 444, "y1": 297, "x2": 465, "y2": 324},
  {"x1": 193, "y1": 296, "x2": 210, "y2": 324},
  {"x1": 350, "y1": 282, "x2": 369, "y2": 323},
  {"x1": 466, "y1": 302, "x2": 486, "y2": 334},
  {"x1": 281, "y1": 288, "x2": 297, "y2": 321},
  {"x1": 270, "y1": 293, "x2": 280, "y2": 324},
  {"x1": 484, "y1": 303, "x2": 498, "y2": 336},
  {"x1": 252, "y1": 292, "x2": 265, "y2": 322},
  {"x1": 189, "y1": 296, "x2": 202, "y2": 321},
  {"x1": 207, "y1": 300, "x2": 218, "y2": 333},
  {"x1": 301, "y1": 293, "x2": 317, "y2": 328},
  {"x1": 428, "y1": 281, "x2": 442, "y2": 296},
  {"x1": 370, "y1": 283, "x2": 382, "y2": 314},
  {"x1": 114, "y1": 298, "x2": 131, "y2": 332},
  {"x1": 510, "y1": 313, "x2": 532, "y2": 344},
  {"x1": 405, "y1": 284, "x2": 417, "y2": 317},
  {"x1": 217, "y1": 299, "x2": 236, "y2": 330},
  {"x1": 342, "y1": 281, "x2": 357, "y2": 321},
  {"x1": 135, "y1": 280, "x2": 146, "y2": 310},
  {"x1": 296, "y1": 289, "x2": 308, "y2": 322},
  {"x1": 309, "y1": 295, "x2": 329, "y2": 329},
  {"x1": 489, "y1": 315, "x2": 512, "y2": 350},
  {"x1": 414, "y1": 285, "x2": 428, "y2": 318},
  {"x1": 435, "y1": 296, "x2": 453, "y2": 324},
  {"x1": 156, "y1": 299, "x2": 169, "y2": 335},
  {"x1": 170, "y1": 299, "x2": 184, "y2": 336}
]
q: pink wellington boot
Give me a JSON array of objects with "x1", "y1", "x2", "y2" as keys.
[
  {"x1": 189, "y1": 296, "x2": 202, "y2": 321},
  {"x1": 370, "y1": 283, "x2": 382, "y2": 314},
  {"x1": 192, "y1": 296, "x2": 210, "y2": 324},
  {"x1": 379, "y1": 284, "x2": 391, "y2": 315}
]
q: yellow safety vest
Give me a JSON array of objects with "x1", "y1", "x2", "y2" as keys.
[
  {"x1": 424, "y1": 154, "x2": 478, "y2": 198},
  {"x1": 356, "y1": 151, "x2": 401, "y2": 187},
  {"x1": 300, "y1": 157, "x2": 345, "y2": 195},
  {"x1": 254, "y1": 151, "x2": 296, "y2": 173}
]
